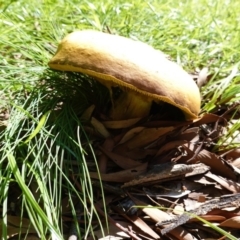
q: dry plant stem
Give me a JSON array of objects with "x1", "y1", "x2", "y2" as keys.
[
  {"x1": 218, "y1": 235, "x2": 227, "y2": 240},
  {"x1": 145, "y1": 194, "x2": 162, "y2": 207},
  {"x1": 146, "y1": 193, "x2": 180, "y2": 210},
  {"x1": 115, "y1": 223, "x2": 142, "y2": 240},
  {"x1": 168, "y1": 199, "x2": 180, "y2": 214},
  {"x1": 220, "y1": 102, "x2": 240, "y2": 119},
  {"x1": 185, "y1": 140, "x2": 204, "y2": 163},
  {"x1": 157, "y1": 197, "x2": 180, "y2": 207}
]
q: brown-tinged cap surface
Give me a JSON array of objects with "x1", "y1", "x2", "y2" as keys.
[{"x1": 48, "y1": 30, "x2": 201, "y2": 119}]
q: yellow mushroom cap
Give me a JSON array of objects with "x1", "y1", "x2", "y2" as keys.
[{"x1": 48, "y1": 30, "x2": 201, "y2": 120}]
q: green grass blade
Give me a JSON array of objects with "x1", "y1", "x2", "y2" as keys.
[{"x1": 7, "y1": 153, "x2": 63, "y2": 240}]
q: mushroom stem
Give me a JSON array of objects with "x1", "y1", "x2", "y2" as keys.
[{"x1": 109, "y1": 90, "x2": 152, "y2": 120}]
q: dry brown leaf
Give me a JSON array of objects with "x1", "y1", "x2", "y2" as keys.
[
  {"x1": 190, "y1": 215, "x2": 226, "y2": 222},
  {"x1": 193, "y1": 113, "x2": 225, "y2": 126},
  {"x1": 2, "y1": 225, "x2": 23, "y2": 239},
  {"x1": 143, "y1": 120, "x2": 190, "y2": 128},
  {"x1": 98, "y1": 138, "x2": 115, "y2": 173},
  {"x1": 7, "y1": 216, "x2": 33, "y2": 228},
  {"x1": 102, "y1": 118, "x2": 141, "y2": 129},
  {"x1": 206, "y1": 172, "x2": 240, "y2": 193},
  {"x1": 167, "y1": 227, "x2": 198, "y2": 240},
  {"x1": 124, "y1": 215, "x2": 160, "y2": 239},
  {"x1": 178, "y1": 127, "x2": 199, "y2": 142},
  {"x1": 232, "y1": 158, "x2": 240, "y2": 168},
  {"x1": 195, "y1": 149, "x2": 237, "y2": 180},
  {"x1": 207, "y1": 209, "x2": 240, "y2": 219},
  {"x1": 223, "y1": 148, "x2": 240, "y2": 169},
  {"x1": 122, "y1": 148, "x2": 157, "y2": 160},
  {"x1": 227, "y1": 163, "x2": 240, "y2": 176},
  {"x1": 90, "y1": 162, "x2": 148, "y2": 182},
  {"x1": 140, "y1": 207, "x2": 165, "y2": 224},
  {"x1": 94, "y1": 221, "x2": 130, "y2": 239},
  {"x1": 81, "y1": 104, "x2": 95, "y2": 121},
  {"x1": 82, "y1": 126, "x2": 103, "y2": 138},
  {"x1": 98, "y1": 236, "x2": 123, "y2": 240},
  {"x1": 99, "y1": 146, "x2": 142, "y2": 169},
  {"x1": 188, "y1": 192, "x2": 209, "y2": 201},
  {"x1": 20, "y1": 235, "x2": 40, "y2": 240},
  {"x1": 223, "y1": 148, "x2": 240, "y2": 160},
  {"x1": 182, "y1": 141, "x2": 200, "y2": 153},
  {"x1": 219, "y1": 216, "x2": 240, "y2": 228},
  {"x1": 156, "y1": 140, "x2": 187, "y2": 156},
  {"x1": 0, "y1": 216, "x2": 37, "y2": 239},
  {"x1": 121, "y1": 127, "x2": 174, "y2": 150},
  {"x1": 98, "y1": 153, "x2": 109, "y2": 174},
  {"x1": 118, "y1": 127, "x2": 145, "y2": 145},
  {"x1": 91, "y1": 117, "x2": 111, "y2": 138}
]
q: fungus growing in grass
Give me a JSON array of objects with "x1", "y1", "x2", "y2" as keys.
[{"x1": 48, "y1": 30, "x2": 201, "y2": 120}]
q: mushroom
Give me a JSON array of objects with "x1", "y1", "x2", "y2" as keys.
[{"x1": 48, "y1": 30, "x2": 201, "y2": 120}]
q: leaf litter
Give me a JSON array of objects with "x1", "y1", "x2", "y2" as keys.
[{"x1": 68, "y1": 102, "x2": 240, "y2": 240}]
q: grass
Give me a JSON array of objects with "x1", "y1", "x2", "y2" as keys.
[{"x1": 0, "y1": 0, "x2": 240, "y2": 239}]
